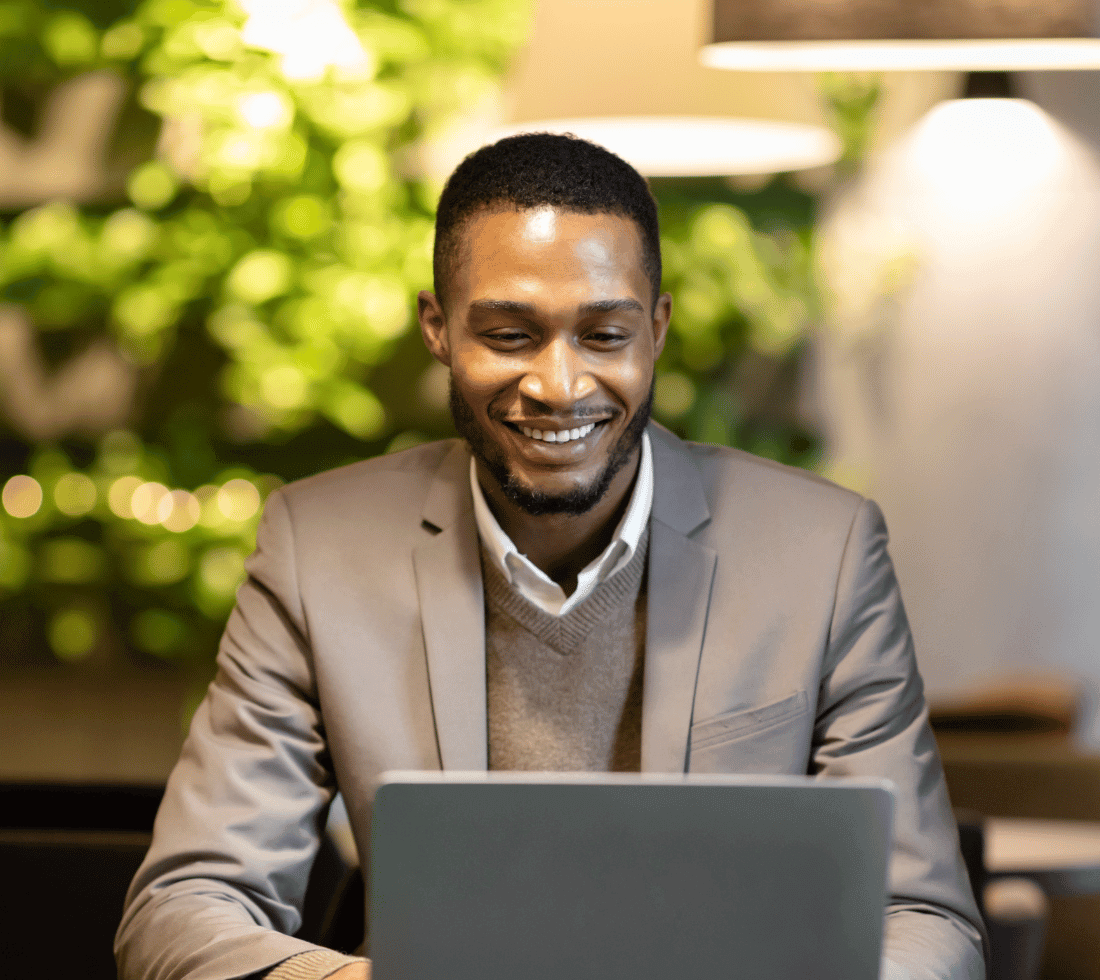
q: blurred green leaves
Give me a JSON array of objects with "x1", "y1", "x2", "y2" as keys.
[
  {"x1": 818, "y1": 73, "x2": 883, "y2": 166},
  {"x1": 0, "y1": 0, "x2": 533, "y2": 671},
  {"x1": 652, "y1": 177, "x2": 820, "y2": 465},
  {"x1": 2, "y1": 0, "x2": 525, "y2": 441}
]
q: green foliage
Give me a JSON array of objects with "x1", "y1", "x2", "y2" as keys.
[
  {"x1": 652, "y1": 176, "x2": 820, "y2": 467},
  {"x1": 818, "y1": 73, "x2": 883, "y2": 166},
  {"x1": 0, "y1": 0, "x2": 530, "y2": 672},
  {"x1": 0, "y1": 0, "x2": 830, "y2": 674}
]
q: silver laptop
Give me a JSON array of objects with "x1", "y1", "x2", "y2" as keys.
[{"x1": 367, "y1": 772, "x2": 896, "y2": 980}]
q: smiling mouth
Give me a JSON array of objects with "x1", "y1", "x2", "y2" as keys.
[
  {"x1": 500, "y1": 420, "x2": 604, "y2": 444},
  {"x1": 518, "y1": 422, "x2": 597, "y2": 444}
]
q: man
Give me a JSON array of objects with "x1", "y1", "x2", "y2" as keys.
[{"x1": 116, "y1": 134, "x2": 985, "y2": 980}]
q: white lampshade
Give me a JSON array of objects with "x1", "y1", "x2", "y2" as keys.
[
  {"x1": 703, "y1": 0, "x2": 1100, "y2": 71},
  {"x1": 488, "y1": 116, "x2": 841, "y2": 177},
  {"x1": 416, "y1": 0, "x2": 845, "y2": 180}
]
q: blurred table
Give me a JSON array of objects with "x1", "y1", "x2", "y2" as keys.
[{"x1": 986, "y1": 817, "x2": 1100, "y2": 897}]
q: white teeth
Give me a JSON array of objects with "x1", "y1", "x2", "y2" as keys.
[{"x1": 519, "y1": 423, "x2": 596, "y2": 443}]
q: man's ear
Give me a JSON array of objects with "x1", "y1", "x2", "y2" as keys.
[
  {"x1": 418, "y1": 290, "x2": 451, "y2": 367},
  {"x1": 652, "y1": 292, "x2": 672, "y2": 360}
]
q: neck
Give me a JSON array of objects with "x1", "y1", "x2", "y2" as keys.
[{"x1": 477, "y1": 448, "x2": 641, "y2": 589}]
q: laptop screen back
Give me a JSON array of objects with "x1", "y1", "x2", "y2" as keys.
[{"x1": 368, "y1": 772, "x2": 895, "y2": 980}]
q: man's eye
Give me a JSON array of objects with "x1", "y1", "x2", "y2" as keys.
[
  {"x1": 587, "y1": 331, "x2": 629, "y2": 347},
  {"x1": 485, "y1": 331, "x2": 529, "y2": 346}
]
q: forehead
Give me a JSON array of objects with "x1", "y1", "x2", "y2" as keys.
[{"x1": 453, "y1": 206, "x2": 648, "y2": 302}]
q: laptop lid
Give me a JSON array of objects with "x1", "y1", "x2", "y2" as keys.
[{"x1": 368, "y1": 772, "x2": 895, "y2": 980}]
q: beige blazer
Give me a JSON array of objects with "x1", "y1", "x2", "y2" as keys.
[{"x1": 117, "y1": 425, "x2": 985, "y2": 980}]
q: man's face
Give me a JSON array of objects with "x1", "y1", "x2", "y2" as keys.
[{"x1": 419, "y1": 206, "x2": 671, "y2": 515}]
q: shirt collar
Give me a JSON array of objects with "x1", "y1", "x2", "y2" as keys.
[{"x1": 470, "y1": 431, "x2": 653, "y2": 615}]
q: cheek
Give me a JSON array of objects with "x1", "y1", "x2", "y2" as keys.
[
  {"x1": 605, "y1": 360, "x2": 653, "y2": 404},
  {"x1": 451, "y1": 356, "x2": 513, "y2": 411}
]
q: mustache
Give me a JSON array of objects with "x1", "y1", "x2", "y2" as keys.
[{"x1": 487, "y1": 405, "x2": 621, "y2": 423}]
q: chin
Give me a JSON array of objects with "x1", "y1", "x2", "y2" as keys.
[{"x1": 497, "y1": 470, "x2": 612, "y2": 517}]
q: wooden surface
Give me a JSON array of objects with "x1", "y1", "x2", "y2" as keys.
[
  {"x1": 987, "y1": 816, "x2": 1100, "y2": 896},
  {"x1": 0, "y1": 667, "x2": 192, "y2": 783}
]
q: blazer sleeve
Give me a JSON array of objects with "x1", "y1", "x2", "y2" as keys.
[
  {"x1": 813, "y1": 498, "x2": 988, "y2": 980},
  {"x1": 115, "y1": 490, "x2": 340, "y2": 980}
]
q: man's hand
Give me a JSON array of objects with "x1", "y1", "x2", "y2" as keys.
[{"x1": 329, "y1": 962, "x2": 369, "y2": 980}]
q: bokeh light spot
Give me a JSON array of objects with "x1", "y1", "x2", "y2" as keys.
[
  {"x1": 48, "y1": 608, "x2": 98, "y2": 661},
  {"x1": 275, "y1": 195, "x2": 331, "y2": 239},
  {"x1": 654, "y1": 373, "x2": 697, "y2": 419},
  {"x1": 12, "y1": 202, "x2": 80, "y2": 253},
  {"x1": 241, "y1": 0, "x2": 373, "y2": 81},
  {"x1": 114, "y1": 290, "x2": 176, "y2": 340},
  {"x1": 193, "y1": 18, "x2": 241, "y2": 60},
  {"x1": 216, "y1": 479, "x2": 261, "y2": 522},
  {"x1": 228, "y1": 249, "x2": 294, "y2": 305},
  {"x1": 238, "y1": 91, "x2": 292, "y2": 129},
  {"x1": 108, "y1": 476, "x2": 143, "y2": 518},
  {"x1": 102, "y1": 209, "x2": 159, "y2": 262},
  {"x1": 325, "y1": 382, "x2": 385, "y2": 439},
  {"x1": 43, "y1": 12, "x2": 98, "y2": 65},
  {"x1": 101, "y1": 21, "x2": 144, "y2": 60},
  {"x1": 128, "y1": 161, "x2": 180, "y2": 211},
  {"x1": 131, "y1": 482, "x2": 170, "y2": 524},
  {"x1": 332, "y1": 140, "x2": 388, "y2": 193},
  {"x1": 199, "y1": 546, "x2": 246, "y2": 597},
  {"x1": 361, "y1": 276, "x2": 410, "y2": 339},
  {"x1": 134, "y1": 538, "x2": 191, "y2": 586},
  {"x1": 3, "y1": 476, "x2": 43, "y2": 518},
  {"x1": 692, "y1": 205, "x2": 750, "y2": 255},
  {"x1": 261, "y1": 364, "x2": 309, "y2": 409},
  {"x1": 54, "y1": 473, "x2": 97, "y2": 516},
  {"x1": 159, "y1": 490, "x2": 202, "y2": 532}
]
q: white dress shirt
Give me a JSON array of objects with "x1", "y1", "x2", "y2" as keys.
[{"x1": 470, "y1": 432, "x2": 653, "y2": 617}]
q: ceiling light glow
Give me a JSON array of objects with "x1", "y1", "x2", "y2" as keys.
[
  {"x1": 240, "y1": 0, "x2": 373, "y2": 81},
  {"x1": 902, "y1": 98, "x2": 1066, "y2": 211}
]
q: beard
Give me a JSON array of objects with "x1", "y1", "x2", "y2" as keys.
[{"x1": 449, "y1": 378, "x2": 653, "y2": 517}]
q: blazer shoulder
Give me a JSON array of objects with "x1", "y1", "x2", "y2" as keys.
[
  {"x1": 692, "y1": 440, "x2": 858, "y2": 496},
  {"x1": 683, "y1": 440, "x2": 866, "y2": 533},
  {"x1": 275, "y1": 438, "x2": 461, "y2": 523}
]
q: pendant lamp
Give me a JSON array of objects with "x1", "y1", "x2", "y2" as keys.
[
  {"x1": 422, "y1": 0, "x2": 842, "y2": 179},
  {"x1": 488, "y1": 116, "x2": 840, "y2": 178},
  {"x1": 702, "y1": 0, "x2": 1100, "y2": 71}
]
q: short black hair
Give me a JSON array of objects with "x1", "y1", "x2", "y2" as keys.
[{"x1": 433, "y1": 132, "x2": 662, "y2": 309}]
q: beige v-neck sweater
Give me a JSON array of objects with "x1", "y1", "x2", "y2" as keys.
[{"x1": 483, "y1": 526, "x2": 649, "y2": 773}]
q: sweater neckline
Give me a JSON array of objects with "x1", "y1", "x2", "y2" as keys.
[{"x1": 480, "y1": 525, "x2": 650, "y2": 655}]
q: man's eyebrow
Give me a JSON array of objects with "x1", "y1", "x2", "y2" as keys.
[
  {"x1": 467, "y1": 298, "x2": 646, "y2": 317},
  {"x1": 468, "y1": 300, "x2": 538, "y2": 316},
  {"x1": 577, "y1": 298, "x2": 646, "y2": 316}
]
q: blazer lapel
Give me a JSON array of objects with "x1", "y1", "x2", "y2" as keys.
[
  {"x1": 642, "y1": 426, "x2": 717, "y2": 773},
  {"x1": 412, "y1": 442, "x2": 488, "y2": 771}
]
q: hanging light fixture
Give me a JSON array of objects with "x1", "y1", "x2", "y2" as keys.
[
  {"x1": 488, "y1": 116, "x2": 840, "y2": 178},
  {"x1": 418, "y1": 0, "x2": 842, "y2": 179},
  {"x1": 702, "y1": 0, "x2": 1100, "y2": 71}
]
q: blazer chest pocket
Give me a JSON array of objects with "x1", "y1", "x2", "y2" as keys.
[{"x1": 688, "y1": 690, "x2": 811, "y2": 775}]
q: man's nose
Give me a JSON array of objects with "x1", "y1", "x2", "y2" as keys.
[{"x1": 517, "y1": 338, "x2": 597, "y2": 407}]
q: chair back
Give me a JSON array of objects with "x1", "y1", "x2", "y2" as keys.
[{"x1": 0, "y1": 783, "x2": 162, "y2": 980}]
